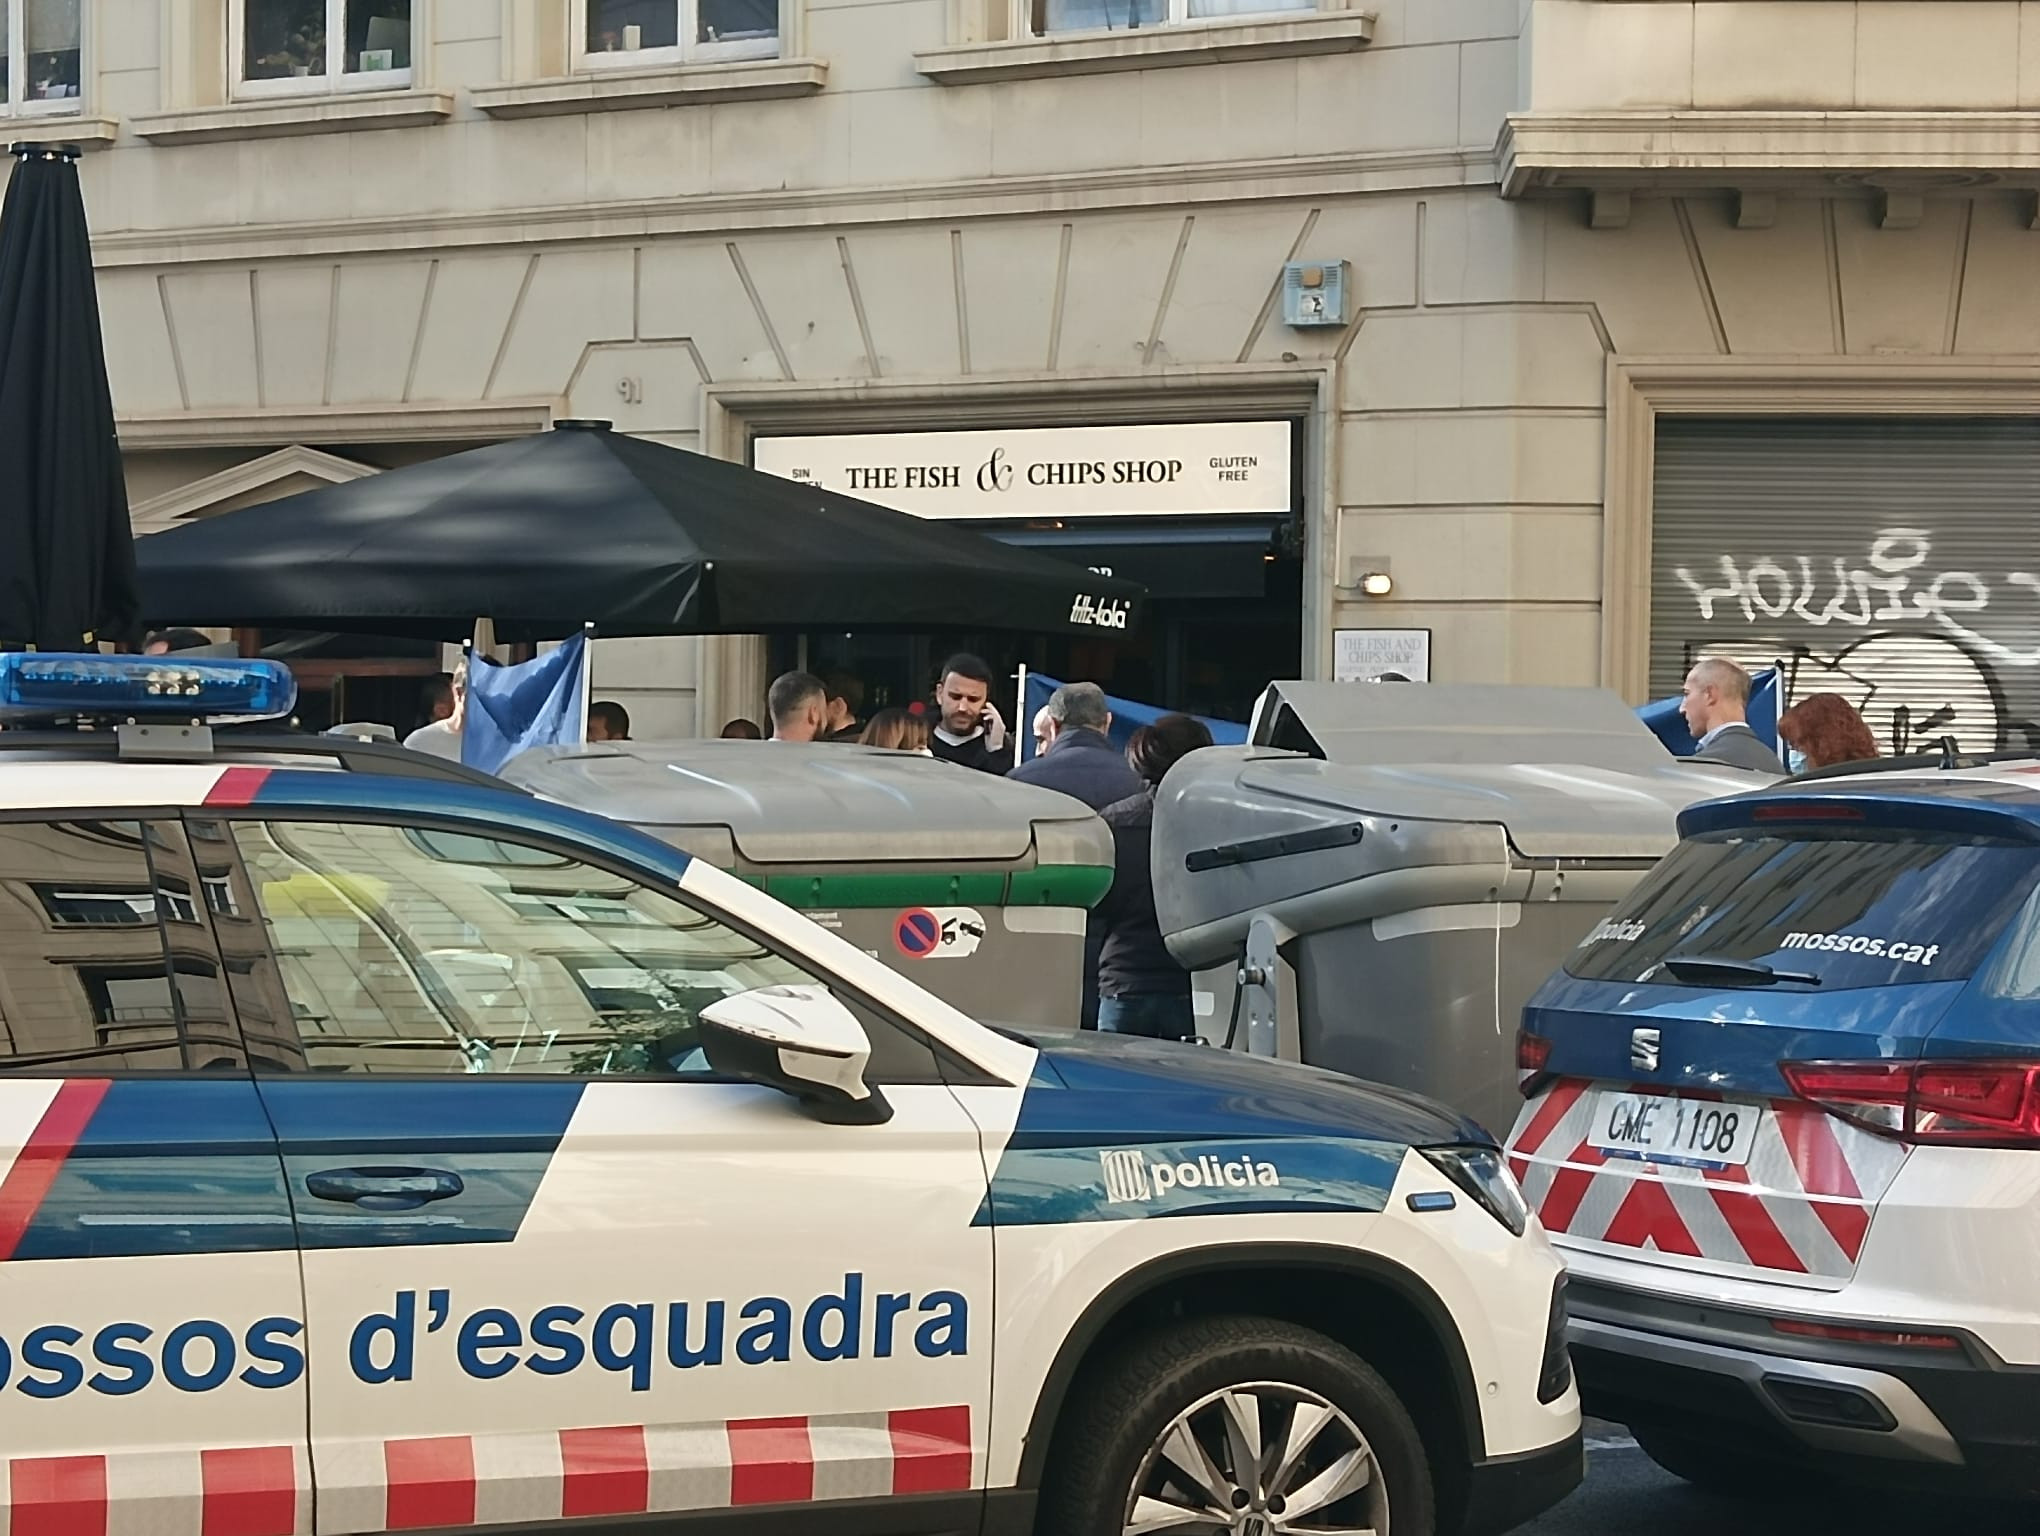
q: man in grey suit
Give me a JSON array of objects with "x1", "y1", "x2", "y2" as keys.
[{"x1": 1680, "y1": 657, "x2": 1787, "y2": 774}]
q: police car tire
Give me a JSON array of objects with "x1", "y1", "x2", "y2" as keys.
[
  {"x1": 1036, "y1": 1314, "x2": 1435, "y2": 1536},
  {"x1": 1631, "y1": 1426, "x2": 1818, "y2": 1501}
]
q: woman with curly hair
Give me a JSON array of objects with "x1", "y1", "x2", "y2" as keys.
[{"x1": 1778, "y1": 692, "x2": 1879, "y2": 773}]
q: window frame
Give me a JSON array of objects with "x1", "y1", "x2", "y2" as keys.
[
  {"x1": 1, "y1": 0, "x2": 86, "y2": 119},
  {"x1": 571, "y1": 0, "x2": 783, "y2": 72},
  {"x1": 1013, "y1": 0, "x2": 1315, "y2": 37},
  {"x1": 230, "y1": 0, "x2": 416, "y2": 101},
  {"x1": 200, "y1": 808, "x2": 989, "y2": 1087}
]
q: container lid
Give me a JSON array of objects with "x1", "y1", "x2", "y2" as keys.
[
  {"x1": 1226, "y1": 753, "x2": 1758, "y2": 860},
  {"x1": 1252, "y1": 680, "x2": 1702, "y2": 775},
  {"x1": 502, "y1": 740, "x2": 1097, "y2": 865}
]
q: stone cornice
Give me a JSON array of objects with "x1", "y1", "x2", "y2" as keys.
[
  {"x1": 86, "y1": 145, "x2": 1494, "y2": 268},
  {"x1": 116, "y1": 402, "x2": 557, "y2": 449},
  {"x1": 1500, "y1": 110, "x2": 2040, "y2": 197}
]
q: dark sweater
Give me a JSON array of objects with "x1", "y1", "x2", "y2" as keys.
[
  {"x1": 929, "y1": 728, "x2": 1007, "y2": 775},
  {"x1": 1095, "y1": 786, "x2": 1189, "y2": 999},
  {"x1": 1010, "y1": 730, "x2": 1145, "y2": 1025}
]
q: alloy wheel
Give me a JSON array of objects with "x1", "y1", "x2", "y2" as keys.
[{"x1": 1122, "y1": 1379, "x2": 1389, "y2": 1535}]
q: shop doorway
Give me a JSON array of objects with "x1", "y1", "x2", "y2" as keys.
[{"x1": 773, "y1": 525, "x2": 1303, "y2": 736}]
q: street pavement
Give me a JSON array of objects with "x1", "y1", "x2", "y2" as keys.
[{"x1": 1521, "y1": 1421, "x2": 1989, "y2": 1534}]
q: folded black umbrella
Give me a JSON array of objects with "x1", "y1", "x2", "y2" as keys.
[
  {"x1": 0, "y1": 143, "x2": 139, "y2": 651},
  {"x1": 136, "y1": 420, "x2": 1146, "y2": 643}
]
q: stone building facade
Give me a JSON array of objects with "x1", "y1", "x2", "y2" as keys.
[{"x1": 6, "y1": 0, "x2": 2039, "y2": 746}]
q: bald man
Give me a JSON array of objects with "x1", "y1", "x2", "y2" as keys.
[{"x1": 1680, "y1": 658, "x2": 1785, "y2": 773}]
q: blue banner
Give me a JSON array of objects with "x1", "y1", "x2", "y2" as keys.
[
  {"x1": 1638, "y1": 666, "x2": 1781, "y2": 755},
  {"x1": 1018, "y1": 673, "x2": 1247, "y2": 764},
  {"x1": 462, "y1": 632, "x2": 589, "y2": 775}
]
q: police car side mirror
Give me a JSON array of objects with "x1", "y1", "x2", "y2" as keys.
[{"x1": 698, "y1": 985, "x2": 893, "y2": 1127}]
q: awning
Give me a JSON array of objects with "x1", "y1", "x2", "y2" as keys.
[{"x1": 976, "y1": 519, "x2": 1286, "y2": 601}]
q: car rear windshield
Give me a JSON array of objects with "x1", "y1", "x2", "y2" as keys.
[{"x1": 1564, "y1": 828, "x2": 2040, "y2": 989}]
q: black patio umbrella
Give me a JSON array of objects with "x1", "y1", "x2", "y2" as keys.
[
  {"x1": 0, "y1": 143, "x2": 139, "y2": 651},
  {"x1": 135, "y1": 420, "x2": 1147, "y2": 643}
]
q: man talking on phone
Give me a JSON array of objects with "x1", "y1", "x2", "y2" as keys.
[{"x1": 927, "y1": 653, "x2": 1008, "y2": 775}]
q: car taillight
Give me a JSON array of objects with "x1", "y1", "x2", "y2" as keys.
[
  {"x1": 1781, "y1": 1059, "x2": 2040, "y2": 1147},
  {"x1": 1516, "y1": 1030, "x2": 1551, "y2": 1089},
  {"x1": 1771, "y1": 1318, "x2": 1963, "y2": 1351}
]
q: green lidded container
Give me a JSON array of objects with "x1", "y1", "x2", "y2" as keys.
[{"x1": 500, "y1": 740, "x2": 1114, "y2": 1034}]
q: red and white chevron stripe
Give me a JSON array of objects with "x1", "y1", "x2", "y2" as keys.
[
  {"x1": 318, "y1": 1407, "x2": 974, "y2": 1532},
  {"x1": 0, "y1": 1408, "x2": 971, "y2": 1536},
  {"x1": 0, "y1": 1443, "x2": 309, "y2": 1536},
  {"x1": 1507, "y1": 1080, "x2": 1909, "y2": 1280}
]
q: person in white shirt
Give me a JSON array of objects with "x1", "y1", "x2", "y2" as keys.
[{"x1": 403, "y1": 659, "x2": 466, "y2": 762}]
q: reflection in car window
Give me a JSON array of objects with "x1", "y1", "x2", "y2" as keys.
[
  {"x1": 0, "y1": 820, "x2": 232, "y2": 1072},
  {"x1": 231, "y1": 820, "x2": 819, "y2": 1076},
  {"x1": 1565, "y1": 830, "x2": 2040, "y2": 989}
]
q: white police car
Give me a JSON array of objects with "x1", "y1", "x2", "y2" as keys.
[{"x1": 0, "y1": 654, "x2": 1579, "y2": 1536}]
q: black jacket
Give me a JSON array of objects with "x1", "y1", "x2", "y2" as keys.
[
  {"x1": 929, "y1": 729, "x2": 1007, "y2": 775},
  {"x1": 1008, "y1": 727, "x2": 1143, "y2": 810},
  {"x1": 1095, "y1": 786, "x2": 1188, "y2": 999},
  {"x1": 1009, "y1": 730, "x2": 1145, "y2": 1025}
]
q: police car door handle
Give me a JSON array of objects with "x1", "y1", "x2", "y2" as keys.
[{"x1": 304, "y1": 1167, "x2": 465, "y2": 1211}]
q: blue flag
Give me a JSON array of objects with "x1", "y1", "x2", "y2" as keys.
[
  {"x1": 1638, "y1": 666, "x2": 1781, "y2": 755},
  {"x1": 461, "y1": 632, "x2": 590, "y2": 775},
  {"x1": 1018, "y1": 673, "x2": 1248, "y2": 764}
]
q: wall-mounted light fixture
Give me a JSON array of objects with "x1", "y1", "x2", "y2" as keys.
[{"x1": 1338, "y1": 555, "x2": 1394, "y2": 597}]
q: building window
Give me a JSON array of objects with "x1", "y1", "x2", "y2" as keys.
[
  {"x1": 1, "y1": 0, "x2": 83, "y2": 115},
  {"x1": 1027, "y1": 0, "x2": 1309, "y2": 32},
  {"x1": 580, "y1": 0, "x2": 780, "y2": 67},
  {"x1": 235, "y1": 0, "x2": 413, "y2": 96}
]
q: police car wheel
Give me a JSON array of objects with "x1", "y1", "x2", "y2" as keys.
[
  {"x1": 1631, "y1": 1426, "x2": 1819, "y2": 1501},
  {"x1": 1038, "y1": 1315, "x2": 1433, "y2": 1536}
]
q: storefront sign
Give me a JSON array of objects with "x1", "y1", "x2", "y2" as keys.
[
  {"x1": 1334, "y1": 628, "x2": 1431, "y2": 683},
  {"x1": 753, "y1": 422, "x2": 1292, "y2": 520}
]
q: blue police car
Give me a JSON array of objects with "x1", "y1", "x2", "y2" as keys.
[{"x1": 1508, "y1": 758, "x2": 2040, "y2": 1500}]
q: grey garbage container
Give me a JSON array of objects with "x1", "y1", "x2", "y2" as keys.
[
  {"x1": 1151, "y1": 681, "x2": 1775, "y2": 1137},
  {"x1": 500, "y1": 741, "x2": 1113, "y2": 1034}
]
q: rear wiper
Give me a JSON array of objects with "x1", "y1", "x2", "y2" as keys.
[{"x1": 1658, "y1": 955, "x2": 1822, "y2": 987}]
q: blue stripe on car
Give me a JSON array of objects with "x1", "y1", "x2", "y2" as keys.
[
  {"x1": 15, "y1": 1080, "x2": 296, "y2": 1260},
  {"x1": 259, "y1": 1079, "x2": 587, "y2": 1250},
  {"x1": 971, "y1": 1035, "x2": 1478, "y2": 1229}
]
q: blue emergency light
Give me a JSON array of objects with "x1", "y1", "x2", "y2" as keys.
[{"x1": 0, "y1": 653, "x2": 298, "y2": 722}]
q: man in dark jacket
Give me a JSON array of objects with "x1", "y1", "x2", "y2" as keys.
[{"x1": 1010, "y1": 682, "x2": 1143, "y2": 1028}]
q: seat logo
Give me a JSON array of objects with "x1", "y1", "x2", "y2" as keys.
[
  {"x1": 1630, "y1": 1027, "x2": 1662, "y2": 1073},
  {"x1": 1099, "y1": 1149, "x2": 1282, "y2": 1203}
]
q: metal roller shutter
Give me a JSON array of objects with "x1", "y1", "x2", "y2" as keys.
[{"x1": 1650, "y1": 417, "x2": 2040, "y2": 756}]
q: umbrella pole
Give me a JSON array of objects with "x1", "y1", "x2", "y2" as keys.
[
  {"x1": 575, "y1": 621, "x2": 596, "y2": 747},
  {"x1": 1013, "y1": 662, "x2": 1028, "y2": 768}
]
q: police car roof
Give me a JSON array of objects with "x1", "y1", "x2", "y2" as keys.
[{"x1": 0, "y1": 757, "x2": 691, "y2": 870}]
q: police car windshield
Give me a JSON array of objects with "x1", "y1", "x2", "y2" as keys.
[{"x1": 1565, "y1": 827, "x2": 2040, "y2": 990}]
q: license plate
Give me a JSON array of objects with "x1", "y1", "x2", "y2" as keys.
[{"x1": 1586, "y1": 1091, "x2": 1761, "y2": 1169}]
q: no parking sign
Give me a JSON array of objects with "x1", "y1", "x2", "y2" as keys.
[{"x1": 893, "y1": 907, "x2": 985, "y2": 961}]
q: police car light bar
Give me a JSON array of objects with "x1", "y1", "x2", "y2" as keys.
[{"x1": 0, "y1": 653, "x2": 298, "y2": 723}]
